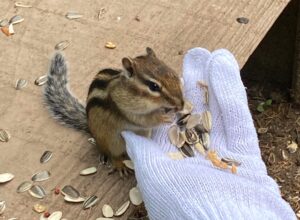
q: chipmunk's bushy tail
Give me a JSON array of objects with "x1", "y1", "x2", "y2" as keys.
[{"x1": 44, "y1": 52, "x2": 89, "y2": 133}]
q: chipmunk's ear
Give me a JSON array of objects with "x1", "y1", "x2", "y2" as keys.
[
  {"x1": 146, "y1": 47, "x2": 156, "y2": 58},
  {"x1": 122, "y1": 57, "x2": 134, "y2": 77}
]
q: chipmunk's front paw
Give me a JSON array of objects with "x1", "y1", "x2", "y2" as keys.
[
  {"x1": 108, "y1": 158, "x2": 133, "y2": 178},
  {"x1": 160, "y1": 112, "x2": 176, "y2": 123}
]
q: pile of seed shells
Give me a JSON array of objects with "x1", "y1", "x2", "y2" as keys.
[{"x1": 167, "y1": 81, "x2": 241, "y2": 173}]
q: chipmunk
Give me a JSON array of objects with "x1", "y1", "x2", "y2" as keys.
[{"x1": 44, "y1": 47, "x2": 184, "y2": 175}]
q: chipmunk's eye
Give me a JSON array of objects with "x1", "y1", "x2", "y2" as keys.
[{"x1": 146, "y1": 80, "x2": 161, "y2": 92}]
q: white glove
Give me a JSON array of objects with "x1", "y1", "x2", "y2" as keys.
[{"x1": 122, "y1": 48, "x2": 296, "y2": 220}]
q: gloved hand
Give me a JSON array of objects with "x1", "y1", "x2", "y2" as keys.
[{"x1": 122, "y1": 48, "x2": 296, "y2": 220}]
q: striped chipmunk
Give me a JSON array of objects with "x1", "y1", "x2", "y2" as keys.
[{"x1": 44, "y1": 47, "x2": 184, "y2": 176}]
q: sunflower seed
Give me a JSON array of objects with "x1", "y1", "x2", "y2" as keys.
[
  {"x1": 0, "y1": 129, "x2": 11, "y2": 142},
  {"x1": 64, "y1": 195, "x2": 85, "y2": 203},
  {"x1": 287, "y1": 141, "x2": 298, "y2": 154},
  {"x1": 167, "y1": 152, "x2": 184, "y2": 160},
  {"x1": 0, "y1": 201, "x2": 5, "y2": 215},
  {"x1": 177, "y1": 114, "x2": 191, "y2": 128},
  {"x1": 65, "y1": 12, "x2": 83, "y2": 20},
  {"x1": 202, "y1": 111, "x2": 212, "y2": 132},
  {"x1": 123, "y1": 160, "x2": 134, "y2": 170},
  {"x1": 0, "y1": 19, "x2": 8, "y2": 27},
  {"x1": 34, "y1": 75, "x2": 48, "y2": 86},
  {"x1": 15, "y1": 79, "x2": 27, "y2": 90},
  {"x1": 40, "y1": 151, "x2": 53, "y2": 163},
  {"x1": 257, "y1": 127, "x2": 268, "y2": 134},
  {"x1": 168, "y1": 125, "x2": 179, "y2": 145},
  {"x1": 83, "y1": 195, "x2": 99, "y2": 209},
  {"x1": 9, "y1": 15, "x2": 24, "y2": 25},
  {"x1": 105, "y1": 42, "x2": 116, "y2": 49},
  {"x1": 185, "y1": 128, "x2": 199, "y2": 145},
  {"x1": 33, "y1": 204, "x2": 46, "y2": 213},
  {"x1": 15, "y1": 2, "x2": 32, "y2": 8},
  {"x1": 186, "y1": 114, "x2": 202, "y2": 129},
  {"x1": 201, "y1": 132, "x2": 210, "y2": 150},
  {"x1": 194, "y1": 142, "x2": 205, "y2": 155},
  {"x1": 179, "y1": 100, "x2": 193, "y2": 115},
  {"x1": 48, "y1": 211, "x2": 63, "y2": 220},
  {"x1": 114, "y1": 201, "x2": 130, "y2": 217},
  {"x1": 55, "y1": 40, "x2": 70, "y2": 50},
  {"x1": 32, "y1": 171, "x2": 51, "y2": 182},
  {"x1": 80, "y1": 167, "x2": 97, "y2": 176},
  {"x1": 88, "y1": 137, "x2": 96, "y2": 145},
  {"x1": 102, "y1": 204, "x2": 114, "y2": 218},
  {"x1": 0, "y1": 173, "x2": 14, "y2": 183},
  {"x1": 281, "y1": 150, "x2": 288, "y2": 160},
  {"x1": 179, "y1": 144, "x2": 194, "y2": 157},
  {"x1": 61, "y1": 185, "x2": 80, "y2": 198},
  {"x1": 29, "y1": 185, "x2": 46, "y2": 199},
  {"x1": 221, "y1": 157, "x2": 241, "y2": 166},
  {"x1": 267, "y1": 152, "x2": 276, "y2": 165},
  {"x1": 129, "y1": 187, "x2": 143, "y2": 206},
  {"x1": 236, "y1": 17, "x2": 249, "y2": 24},
  {"x1": 17, "y1": 181, "x2": 33, "y2": 193}
]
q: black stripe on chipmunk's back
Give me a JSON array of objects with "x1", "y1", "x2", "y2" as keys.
[
  {"x1": 86, "y1": 68, "x2": 121, "y2": 116},
  {"x1": 86, "y1": 97, "x2": 110, "y2": 115},
  {"x1": 87, "y1": 69, "x2": 121, "y2": 95}
]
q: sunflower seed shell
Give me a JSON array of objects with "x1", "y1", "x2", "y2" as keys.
[
  {"x1": 29, "y1": 185, "x2": 46, "y2": 199},
  {"x1": 221, "y1": 157, "x2": 241, "y2": 166},
  {"x1": 0, "y1": 173, "x2": 14, "y2": 183},
  {"x1": 102, "y1": 204, "x2": 114, "y2": 218},
  {"x1": 186, "y1": 114, "x2": 202, "y2": 129},
  {"x1": 8, "y1": 23, "x2": 14, "y2": 34},
  {"x1": 34, "y1": 75, "x2": 48, "y2": 86},
  {"x1": 0, "y1": 129, "x2": 11, "y2": 142},
  {"x1": 80, "y1": 167, "x2": 97, "y2": 176},
  {"x1": 31, "y1": 171, "x2": 51, "y2": 182},
  {"x1": 202, "y1": 111, "x2": 212, "y2": 132},
  {"x1": 287, "y1": 141, "x2": 298, "y2": 153},
  {"x1": 129, "y1": 187, "x2": 143, "y2": 206},
  {"x1": 48, "y1": 211, "x2": 63, "y2": 220},
  {"x1": 0, "y1": 19, "x2": 8, "y2": 27},
  {"x1": 15, "y1": 79, "x2": 27, "y2": 90},
  {"x1": 114, "y1": 201, "x2": 130, "y2": 217},
  {"x1": 64, "y1": 195, "x2": 85, "y2": 203},
  {"x1": 83, "y1": 195, "x2": 99, "y2": 209},
  {"x1": 15, "y1": 2, "x2": 33, "y2": 8},
  {"x1": 17, "y1": 181, "x2": 33, "y2": 193},
  {"x1": 61, "y1": 185, "x2": 80, "y2": 198},
  {"x1": 123, "y1": 160, "x2": 134, "y2": 170},
  {"x1": 55, "y1": 40, "x2": 70, "y2": 50},
  {"x1": 88, "y1": 137, "x2": 96, "y2": 145},
  {"x1": 0, "y1": 201, "x2": 6, "y2": 215},
  {"x1": 9, "y1": 15, "x2": 24, "y2": 25},
  {"x1": 96, "y1": 218, "x2": 114, "y2": 220},
  {"x1": 65, "y1": 12, "x2": 83, "y2": 19},
  {"x1": 40, "y1": 151, "x2": 53, "y2": 163}
]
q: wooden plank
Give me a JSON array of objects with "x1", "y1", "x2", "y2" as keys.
[{"x1": 0, "y1": 0, "x2": 290, "y2": 219}]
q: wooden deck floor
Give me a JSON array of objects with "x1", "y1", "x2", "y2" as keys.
[{"x1": 0, "y1": 0, "x2": 290, "y2": 219}]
